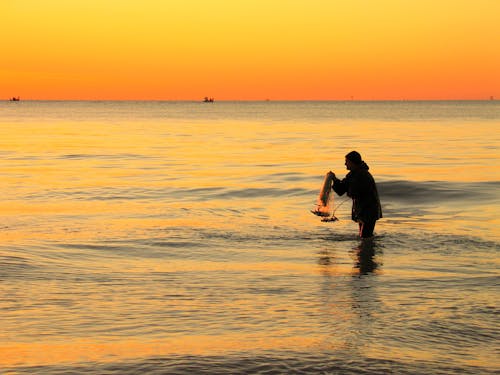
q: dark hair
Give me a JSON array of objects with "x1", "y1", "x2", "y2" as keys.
[{"x1": 345, "y1": 151, "x2": 363, "y2": 164}]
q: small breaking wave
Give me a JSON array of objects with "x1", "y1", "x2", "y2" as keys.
[
  {"x1": 378, "y1": 180, "x2": 499, "y2": 204},
  {"x1": 0, "y1": 253, "x2": 39, "y2": 280}
]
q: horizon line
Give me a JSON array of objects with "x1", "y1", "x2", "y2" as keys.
[{"x1": 4, "y1": 98, "x2": 497, "y2": 102}]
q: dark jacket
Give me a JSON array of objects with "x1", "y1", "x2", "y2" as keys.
[{"x1": 332, "y1": 162, "x2": 382, "y2": 223}]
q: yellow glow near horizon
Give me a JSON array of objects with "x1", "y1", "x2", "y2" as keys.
[{"x1": 1, "y1": 0, "x2": 499, "y2": 100}]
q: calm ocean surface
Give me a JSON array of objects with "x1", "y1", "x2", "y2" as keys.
[{"x1": 0, "y1": 101, "x2": 499, "y2": 374}]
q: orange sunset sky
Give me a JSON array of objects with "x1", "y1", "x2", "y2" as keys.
[{"x1": 1, "y1": 0, "x2": 499, "y2": 100}]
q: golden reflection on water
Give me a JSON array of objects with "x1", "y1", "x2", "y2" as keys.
[
  {"x1": 1, "y1": 109, "x2": 498, "y2": 371},
  {"x1": 0, "y1": 335, "x2": 324, "y2": 367},
  {"x1": 2, "y1": 118, "x2": 497, "y2": 184},
  {"x1": 0, "y1": 251, "x2": 379, "y2": 369}
]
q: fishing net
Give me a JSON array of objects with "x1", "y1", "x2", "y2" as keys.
[{"x1": 311, "y1": 173, "x2": 338, "y2": 221}]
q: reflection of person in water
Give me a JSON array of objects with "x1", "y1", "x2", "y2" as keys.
[
  {"x1": 328, "y1": 151, "x2": 382, "y2": 238},
  {"x1": 318, "y1": 239, "x2": 381, "y2": 275},
  {"x1": 352, "y1": 240, "x2": 379, "y2": 275}
]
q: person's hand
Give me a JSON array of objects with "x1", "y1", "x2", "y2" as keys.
[{"x1": 327, "y1": 171, "x2": 336, "y2": 179}]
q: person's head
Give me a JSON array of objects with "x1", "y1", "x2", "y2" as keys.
[{"x1": 345, "y1": 151, "x2": 363, "y2": 170}]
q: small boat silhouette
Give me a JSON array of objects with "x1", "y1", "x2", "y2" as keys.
[
  {"x1": 203, "y1": 96, "x2": 214, "y2": 103},
  {"x1": 9, "y1": 96, "x2": 20, "y2": 101}
]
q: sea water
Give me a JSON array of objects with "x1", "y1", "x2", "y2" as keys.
[{"x1": 0, "y1": 101, "x2": 498, "y2": 374}]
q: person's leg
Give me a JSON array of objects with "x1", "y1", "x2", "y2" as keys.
[{"x1": 359, "y1": 220, "x2": 376, "y2": 238}]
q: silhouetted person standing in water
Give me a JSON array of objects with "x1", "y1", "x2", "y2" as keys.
[{"x1": 328, "y1": 151, "x2": 382, "y2": 238}]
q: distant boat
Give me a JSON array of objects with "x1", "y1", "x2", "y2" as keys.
[
  {"x1": 203, "y1": 96, "x2": 214, "y2": 103},
  {"x1": 9, "y1": 96, "x2": 20, "y2": 101}
]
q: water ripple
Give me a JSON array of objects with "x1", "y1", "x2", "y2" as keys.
[{"x1": 6, "y1": 353, "x2": 496, "y2": 375}]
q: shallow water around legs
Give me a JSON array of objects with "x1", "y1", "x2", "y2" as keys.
[{"x1": 0, "y1": 101, "x2": 499, "y2": 374}]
